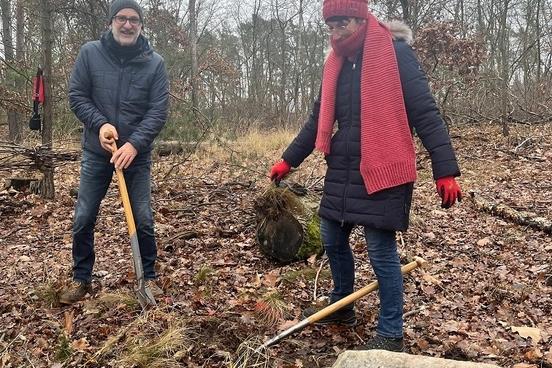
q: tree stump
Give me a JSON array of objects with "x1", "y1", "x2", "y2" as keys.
[
  {"x1": 254, "y1": 182, "x2": 323, "y2": 264},
  {"x1": 4, "y1": 177, "x2": 40, "y2": 192}
]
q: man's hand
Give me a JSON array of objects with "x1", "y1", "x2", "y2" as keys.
[
  {"x1": 111, "y1": 142, "x2": 138, "y2": 170},
  {"x1": 435, "y1": 176, "x2": 462, "y2": 209},
  {"x1": 99, "y1": 123, "x2": 118, "y2": 153},
  {"x1": 270, "y1": 160, "x2": 291, "y2": 182}
]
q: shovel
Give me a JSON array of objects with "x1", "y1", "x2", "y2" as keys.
[
  {"x1": 260, "y1": 257, "x2": 427, "y2": 349},
  {"x1": 105, "y1": 132, "x2": 156, "y2": 308}
]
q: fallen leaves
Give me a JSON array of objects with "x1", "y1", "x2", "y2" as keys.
[
  {"x1": 0, "y1": 124, "x2": 551, "y2": 367},
  {"x1": 71, "y1": 337, "x2": 89, "y2": 352},
  {"x1": 476, "y1": 237, "x2": 492, "y2": 246}
]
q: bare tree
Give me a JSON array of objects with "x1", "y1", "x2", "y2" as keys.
[
  {"x1": 1, "y1": 0, "x2": 23, "y2": 142},
  {"x1": 189, "y1": 0, "x2": 199, "y2": 121},
  {"x1": 39, "y1": 0, "x2": 55, "y2": 198}
]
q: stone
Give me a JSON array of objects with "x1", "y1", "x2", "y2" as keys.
[{"x1": 332, "y1": 350, "x2": 501, "y2": 368}]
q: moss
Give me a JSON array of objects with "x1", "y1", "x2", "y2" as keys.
[
  {"x1": 194, "y1": 265, "x2": 216, "y2": 284},
  {"x1": 281, "y1": 267, "x2": 331, "y2": 284},
  {"x1": 296, "y1": 214, "x2": 323, "y2": 259},
  {"x1": 55, "y1": 333, "x2": 73, "y2": 362}
]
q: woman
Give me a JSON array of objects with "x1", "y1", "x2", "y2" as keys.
[{"x1": 270, "y1": 0, "x2": 462, "y2": 351}]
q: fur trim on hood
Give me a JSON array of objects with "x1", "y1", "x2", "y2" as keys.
[
  {"x1": 324, "y1": 20, "x2": 413, "y2": 59},
  {"x1": 385, "y1": 20, "x2": 413, "y2": 45}
]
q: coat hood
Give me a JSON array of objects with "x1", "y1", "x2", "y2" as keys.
[
  {"x1": 324, "y1": 20, "x2": 413, "y2": 59},
  {"x1": 386, "y1": 20, "x2": 413, "y2": 45}
]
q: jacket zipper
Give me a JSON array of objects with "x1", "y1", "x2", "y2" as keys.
[
  {"x1": 114, "y1": 62, "x2": 125, "y2": 130},
  {"x1": 340, "y1": 57, "x2": 357, "y2": 227}
]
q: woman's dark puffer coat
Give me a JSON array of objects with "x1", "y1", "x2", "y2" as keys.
[{"x1": 282, "y1": 39, "x2": 460, "y2": 231}]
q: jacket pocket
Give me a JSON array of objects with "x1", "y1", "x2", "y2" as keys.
[
  {"x1": 91, "y1": 71, "x2": 116, "y2": 103},
  {"x1": 126, "y1": 72, "x2": 151, "y2": 102}
]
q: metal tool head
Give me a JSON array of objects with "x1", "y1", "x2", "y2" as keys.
[{"x1": 136, "y1": 284, "x2": 157, "y2": 308}]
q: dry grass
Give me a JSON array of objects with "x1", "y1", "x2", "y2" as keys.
[
  {"x1": 91, "y1": 309, "x2": 195, "y2": 367},
  {"x1": 83, "y1": 292, "x2": 141, "y2": 315},
  {"x1": 233, "y1": 128, "x2": 296, "y2": 158},
  {"x1": 253, "y1": 185, "x2": 305, "y2": 220},
  {"x1": 227, "y1": 336, "x2": 271, "y2": 368},
  {"x1": 194, "y1": 128, "x2": 296, "y2": 162},
  {"x1": 34, "y1": 280, "x2": 65, "y2": 308}
]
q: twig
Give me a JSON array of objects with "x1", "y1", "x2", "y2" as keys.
[
  {"x1": 514, "y1": 137, "x2": 532, "y2": 153},
  {"x1": 164, "y1": 230, "x2": 200, "y2": 244},
  {"x1": 353, "y1": 331, "x2": 365, "y2": 344},
  {"x1": 0, "y1": 333, "x2": 21, "y2": 357},
  {"x1": 313, "y1": 255, "x2": 327, "y2": 301},
  {"x1": 166, "y1": 201, "x2": 227, "y2": 212},
  {"x1": 492, "y1": 146, "x2": 545, "y2": 162},
  {"x1": 306, "y1": 175, "x2": 325, "y2": 191},
  {"x1": 403, "y1": 305, "x2": 426, "y2": 319},
  {"x1": 397, "y1": 231, "x2": 405, "y2": 248}
]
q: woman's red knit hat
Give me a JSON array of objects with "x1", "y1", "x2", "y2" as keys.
[{"x1": 322, "y1": 0, "x2": 369, "y2": 20}]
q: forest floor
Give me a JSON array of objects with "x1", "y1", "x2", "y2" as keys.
[{"x1": 0, "y1": 122, "x2": 551, "y2": 368}]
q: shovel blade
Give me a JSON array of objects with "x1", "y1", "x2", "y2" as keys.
[{"x1": 136, "y1": 285, "x2": 157, "y2": 308}]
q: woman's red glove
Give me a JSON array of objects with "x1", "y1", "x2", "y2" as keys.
[
  {"x1": 270, "y1": 160, "x2": 291, "y2": 182},
  {"x1": 435, "y1": 176, "x2": 462, "y2": 209}
]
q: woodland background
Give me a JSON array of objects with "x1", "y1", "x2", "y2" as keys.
[
  {"x1": 0, "y1": 0, "x2": 551, "y2": 367},
  {"x1": 0, "y1": 0, "x2": 551, "y2": 147}
]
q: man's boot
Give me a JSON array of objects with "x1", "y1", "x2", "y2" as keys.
[
  {"x1": 145, "y1": 279, "x2": 163, "y2": 297},
  {"x1": 59, "y1": 280, "x2": 92, "y2": 305}
]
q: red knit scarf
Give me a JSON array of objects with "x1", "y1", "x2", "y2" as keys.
[
  {"x1": 331, "y1": 22, "x2": 367, "y2": 57},
  {"x1": 315, "y1": 12, "x2": 417, "y2": 194}
]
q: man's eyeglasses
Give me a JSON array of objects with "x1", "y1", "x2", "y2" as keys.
[{"x1": 113, "y1": 15, "x2": 141, "y2": 26}]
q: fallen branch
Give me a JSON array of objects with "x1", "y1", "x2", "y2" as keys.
[
  {"x1": 0, "y1": 141, "x2": 80, "y2": 172},
  {"x1": 492, "y1": 146, "x2": 546, "y2": 162},
  {"x1": 164, "y1": 230, "x2": 199, "y2": 244},
  {"x1": 469, "y1": 191, "x2": 552, "y2": 234}
]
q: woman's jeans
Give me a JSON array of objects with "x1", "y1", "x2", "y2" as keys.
[
  {"x1": 72, "y1": 149, "x2": 157, "y2": 283},
  {"x1": 320, "y1": 217, "x2": 403, "y2": 338}
]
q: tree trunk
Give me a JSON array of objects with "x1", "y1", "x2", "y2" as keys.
[
  {"x1": 254, "y1": 183, "x2": 323, "y2": 264},
  {"x1": 189, "y1": 0, "x2": 199, "y2": 123},
  {"x1": 40, "y1": 0, "x2": 55, "y2": 199},
  {"x1": 291, "y1": 0, "x2": 303, "y2": 121},
  {"x1": 399, "y1": 0, "x2": 410, "y2": 25},
  {"x1": 1, "y1": 0, "x2": 21, "y2": 143},
  {"x1": 13, "y1": 0, "x2": 24, "y2": 140},
  {"x1": 15, "y1": 0, "x2": 24, "y2": 62},
  {"x1": 498, "y1": 0, "x2": 511, "y2": 136}
]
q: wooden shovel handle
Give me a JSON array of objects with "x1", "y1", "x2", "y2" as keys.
[
  {"x1": 259, "y1": 257, "x2": 428, "y2": 349},
  {"x1": 306, "y1": 257, "x2": 427, "y2": 324},
  {"x1": 103, "y1": 131, "x2": 136, "y2": 237},
  {"x1": 103, "y1": 130, "x2": 118, "y2": 154}
]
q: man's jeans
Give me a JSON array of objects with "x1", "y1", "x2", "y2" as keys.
[
  {"x1": 320, "y1": 218, "x2": 403, "y2": 338},
  {"x1": 72, "y1": 149, "x2": 157, "y2": 283}
]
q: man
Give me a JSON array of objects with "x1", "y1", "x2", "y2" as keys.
[
  {"x1": 60, "y1": 0, "x2": 169, "y2": 304},
  {"x1": 270, "y1": 0, "x2": 461, "y2": 351}
]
